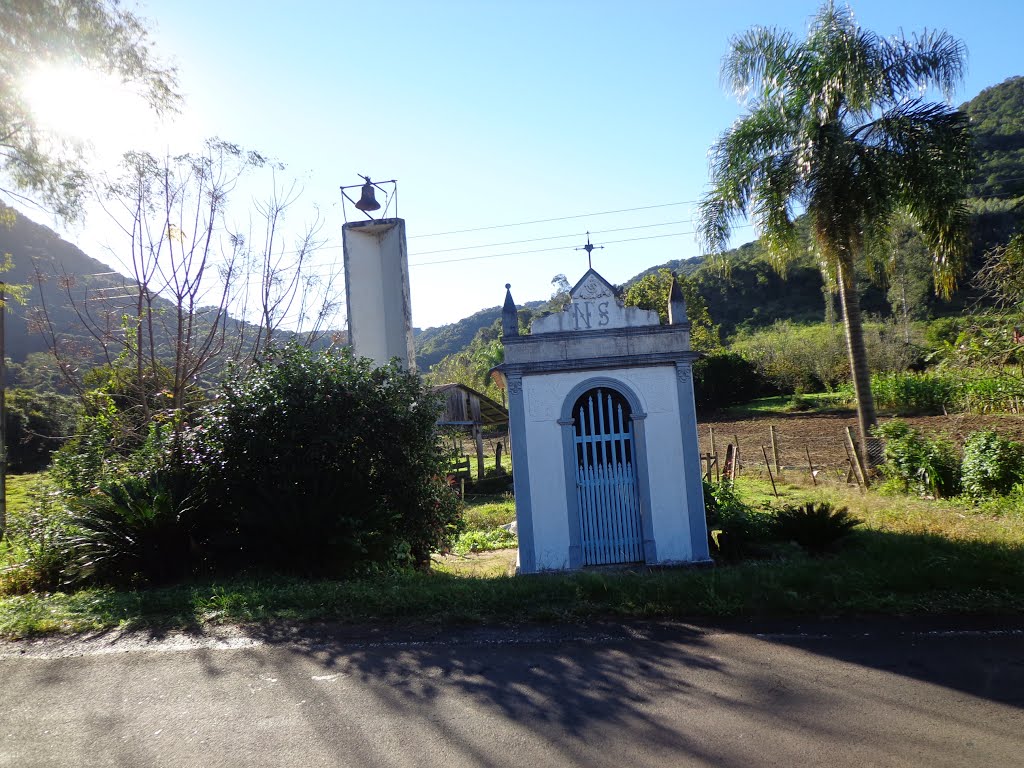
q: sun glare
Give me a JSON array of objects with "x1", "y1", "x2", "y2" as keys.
[{"x1": 20, "y1": 64, "x2": 158, "y2": 159}]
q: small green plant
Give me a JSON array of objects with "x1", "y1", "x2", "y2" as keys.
[
  {"x1": 703, "y1": 481, "x2": 772, "y2": 560},
  {"x1": 786, "y1": 394, "x2": 816, "y2": 412},
  {"x1": 0, "y1": 483, "x2": 73, "y2": 594},
  {"x1": 875, "y1": 420, "x2": 961, "y2": 498},
  {"x1": 772, "y1": 502, "x2": 860, "y2": 555},
  {"x1": 452, "y1": 528, "x2": 517, "y2": 556},
  {"x1": 961, "y1": 430, "x2": 1024, "y2": 499}
]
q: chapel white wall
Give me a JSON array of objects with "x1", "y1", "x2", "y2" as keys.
[{"x1": 520, "y1": 366, "x2": 696, "y2": 570}]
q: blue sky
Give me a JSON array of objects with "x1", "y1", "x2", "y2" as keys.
[{"x1": 34, "y1": 1, "x2": 1024, "y2": 330}]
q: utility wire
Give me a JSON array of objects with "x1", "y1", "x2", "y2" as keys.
[
  {"x1": 289, "y1": 224, "x2": 753, "y2": 275},
  {"x1": 408, "y1": 227, "x2": 752, "y2": 267},
  {"x1": 408, "y1": 200, "x2": 697, "y2": 239},
  {"x1": 70, "y1": 184, "x2": 1024, "y2": 281},
  {"x1": 410, "y1": 219, "x2": 696, "y2": 256}
]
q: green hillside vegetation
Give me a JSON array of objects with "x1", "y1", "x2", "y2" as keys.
[
  {"x1": 415, "y1": 300, "x2": 546, "y2": 371},
  {"x1": 0, "y1": 205, "x2": 140, "y2": 366},
  {"x1": 964, "y1": 76, "x2": 1024, "y2": 201}
]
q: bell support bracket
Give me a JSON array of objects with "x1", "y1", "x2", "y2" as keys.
[{"x1": 340, "y1": 175, "x2": 398, "y2": 221}]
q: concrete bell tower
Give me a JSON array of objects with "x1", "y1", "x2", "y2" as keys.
[{"x1": 340, "y1": 177, "x2": 416, "y2": 370}]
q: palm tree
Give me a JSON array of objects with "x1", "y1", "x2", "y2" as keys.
[{"x1": 698, "y1": 2, "x2": 973, "y2": 466}]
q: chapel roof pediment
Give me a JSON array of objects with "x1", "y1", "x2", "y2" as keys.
[
  {"x1": 569, "y1": 269, "x2": 618, "y2": 302},
  {"x1": 529, "y1": 267, "x2": 660, "y2": 334}
]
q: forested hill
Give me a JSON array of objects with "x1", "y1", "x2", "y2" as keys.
[
  {"x1": 964, "y1": 76, "x2": 1024, "y2": 201},
  {"x1": 963, "y1": 76, "x2": 1024, "y2": 257},
  {"x1": 415, "y1": 300, "x2": 545, "y2": 371},
  {"x1": 0, "y1": 206, "x2": 138, "y2": 363}
]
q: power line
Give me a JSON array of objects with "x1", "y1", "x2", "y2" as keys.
[
  {"x1": 408, "y1": 200, "x2": 698, "y2": 239},
  {"x1": 70, "y1": 184, "x2": 1024, "y2": 281},
  {"x1": 408, "y1": 219, "x2": 696, "y2": 257},
  {"x1": 408, "y1": 225, "x2": 754, "y2": 268},
  {"x1": 147, "y1": 220, "x2": 751, "y2": 277}
]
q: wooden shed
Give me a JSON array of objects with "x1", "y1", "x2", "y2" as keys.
[{"x1": 432, "y1": 383, "x2": 509, "y2": 478}]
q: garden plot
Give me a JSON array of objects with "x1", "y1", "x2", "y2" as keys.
[{"x1": 698, "y1": 411, "x2": 1024, "y2": 479}]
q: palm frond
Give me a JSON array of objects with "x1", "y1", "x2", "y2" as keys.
[
  {"x1": 878, "y1": 29, "x2": 967, "y2": 103},
  {"x1": 862, "y1": 100, "x2": 973, "y2": 296},
  {"x1": 721, "y1": 27, "x2": 798, "y2": 101}
]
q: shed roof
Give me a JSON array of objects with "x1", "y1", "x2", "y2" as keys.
[{"x1": 432, "y1": 383, "x2": 508, "y2": 427}]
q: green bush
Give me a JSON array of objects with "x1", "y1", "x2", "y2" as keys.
[
  {"x1": 462, "y1": 497, "x2": 516, "y2": 532},
  {"x1": 875, "y1": 420, "x2": 961, "y2": 498},
  {"x1": 189, "y1": 343, "x2": 463, "y2": 576},
  {"x1": 0, "y1": 483, "x2": 73, "y2": 594},
  {"x1": 961, "y1": 430, "x2": 1024, "y2": 499},
  {"x1": 703, "y1": 481, "x2": 772, "y2": 560},
  {"x1": 730, "y1": 320, "x2": 918, "y2": 396},
  {"x1": 958, "y1": 374, "x2": 1024, "y2": 414},
  {"x1": 870, "y1": 372, "x2": 958, "y2": 414},
  {"x1": 731, "y1": 321, "x2": 848, "y2": 394},
  {"x1": 864, "y1": 369, "x2": 1024, "y2": 416},
  {"x1": 772, "y1": 502, "x2": 860, "y2": 555},
  {"x1": 4, "y1": 390, "x2": 78, "y2": 472},
  {"x1": 51, "y1": 391, "x2": 183, "y2": 496}
]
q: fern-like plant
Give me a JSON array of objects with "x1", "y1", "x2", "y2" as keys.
[
  {"x1": 67, "y1": 471, "x2": 197, "y2": 585},
  {"x1": 772, "y1": 502, "x2": 861, "y2": 555}
]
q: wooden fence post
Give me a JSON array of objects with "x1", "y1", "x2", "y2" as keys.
[
  {"x1": 762, "y1": 445, "x2": 779, "y2": 498},
  {"x1": 805, "y1": 445, "x2": 816, "y2": 487},
  {"x1": 769, "y1": 425, "x2": 781, "y2": 476},
  {"x1": 723, "y1": 444, "x2": 736, "y2": 484},
  {"x1": 709, "y1": 427, "x2": 719, "y2": 482},
  {"x1": 844, "y1": 426, "x2": 869, "y2": 488}
]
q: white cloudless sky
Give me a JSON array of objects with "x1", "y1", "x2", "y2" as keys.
[{"x1": 24, "y1": 0, "x2": 1024, "y2": 330}]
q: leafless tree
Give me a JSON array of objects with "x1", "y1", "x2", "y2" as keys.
[{"x1": 31, "y1": 139, "x2": 344, "y2": 444}]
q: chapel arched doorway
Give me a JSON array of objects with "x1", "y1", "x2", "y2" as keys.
[{"x1": 570, "y1": 387, "x2": 644, "y2": 565}]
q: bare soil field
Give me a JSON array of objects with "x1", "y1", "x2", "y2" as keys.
[{"x1": 696, "y1": 410, "x2": 1024, "y2": 478}]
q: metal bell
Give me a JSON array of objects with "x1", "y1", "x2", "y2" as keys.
[{"x1": 354, "y1": 180, "x2": 380, "y2": 211}]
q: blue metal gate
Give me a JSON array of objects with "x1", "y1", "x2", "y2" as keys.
[{"x1": 573, "y1": 388, "x2": 644, "y2": 565}]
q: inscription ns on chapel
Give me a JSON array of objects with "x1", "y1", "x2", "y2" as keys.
[
  {"x1": 571, "y1": 276, "x2": 614, "y2": 330},
  {"x1": 572, "y1": 300, "x2": 611, "y2": 330}
]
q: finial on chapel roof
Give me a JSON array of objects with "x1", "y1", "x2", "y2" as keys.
[
  {"x1": 668, "y1": 275, "x2": 688, "y2": 326},
  {"x1": 502, "y1": 283, "x2": 519, "y2": 336}
]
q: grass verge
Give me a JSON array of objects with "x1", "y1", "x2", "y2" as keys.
[{"x1": 2, "y1": 480, "x2": 1022, "y2": 639}]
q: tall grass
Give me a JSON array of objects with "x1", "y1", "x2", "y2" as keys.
[
  {"x1": 867, "y1": 370, "x2": 1024, "y2": 414},
  {"x1": 869, "y1": 372, "x2": 959, "y2": 414}
]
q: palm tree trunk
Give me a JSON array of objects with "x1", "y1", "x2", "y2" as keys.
[{"x1": 836, "y1": 259, "x2": 877, "y2": 469}]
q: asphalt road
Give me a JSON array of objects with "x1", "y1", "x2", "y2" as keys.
[{"x1": 1, "y1": 619, "x2": 1022, "y2": 767}]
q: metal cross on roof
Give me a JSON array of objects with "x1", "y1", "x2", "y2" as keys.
[{"x1": 575, "y1": 231, "x2": 604, "y2": 270}]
